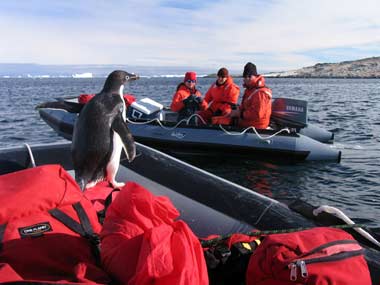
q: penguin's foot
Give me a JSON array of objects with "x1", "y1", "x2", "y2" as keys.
[
  {"x1": 85, "y1": 180, "x2": 98, "y2": 189},
  {"x1": 110, "y1": 180, "x2": 125, "y2": 189}
]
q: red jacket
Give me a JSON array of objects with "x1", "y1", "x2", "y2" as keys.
[
  {"x1": 170, "y1": 84, "x2": 207, "y2": 112},
  {"x1": 239, "y1": 75, "x2": 272, "y2": 129},
  {"x1": 204, "y1": 76, "x2": 240, "y2": 115}
]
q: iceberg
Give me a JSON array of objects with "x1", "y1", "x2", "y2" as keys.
[{"x1": 72, "y1": 72, "x2": 93, "y2": 78}]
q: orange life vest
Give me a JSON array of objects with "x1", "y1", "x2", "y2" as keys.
[
  {"x1": 239, "y1": 75, "x2": 272, "y2": 129},
  {"x1": 204, "y1": 76, "x2": 240, "y2": 115}
]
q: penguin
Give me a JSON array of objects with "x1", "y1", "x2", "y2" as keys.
[{"x1": 71, "y1": 70, "x2": 136, "y2": 191}]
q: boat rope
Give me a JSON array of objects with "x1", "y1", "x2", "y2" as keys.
[
  {"x1": 218, "y1": 124, "x2": 290, "y2": 141},
  {"x1": 253, "y1": 202, "x2": 274, "y2": 226},
  {"x1": 200, "y1": 223, "x2": 368, "y2": 248},
  {"x1": 120, "y1": 151, "x2": 142, "y2": 162},
  {"x1": 23, "y1": 143, "x2": 36, "y2": 168},
  {"x1": 127, "y1": 114, "x2": 290, "y2": 142},
  {"x1": 126, "y1": 113, "x2": 207, "y2": 130},
  {"x1": 313, "y1": 205, "x2": 380, "y2": 248}
]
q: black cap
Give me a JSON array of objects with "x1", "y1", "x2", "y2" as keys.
[
  {"x1": 217, "y1": 67, "x2": 229, "y2": 77},
  {"x1": 243, "y1": 62, "x2": 258, "y2": 77}
]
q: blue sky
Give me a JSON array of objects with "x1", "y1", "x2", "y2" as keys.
[{"x1": 0, "y1": 0, "x2": 379, "y2": 72}]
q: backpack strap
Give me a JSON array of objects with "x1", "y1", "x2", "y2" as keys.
[
  {"x1": 97, "y1": 188, "x2": 121, "y2": 224},
  {"x1": 0, "y1": 224, "x2": 6, "y2": 250},
  {"x1": 0, "y1": 224, "x2": 6, "y2": 241},
  {"x1": 49, "y1": 204, "x2": 86, "y2": 236},
  {"x1": 72, "y1": 202, "x2": 96, "y2": 237},
  {"x1": 0, "y1": 204, "x2": 96, "y2": 249},
  {"x1": 49, "y1": 202, "x2": 101, "y2": 264}
]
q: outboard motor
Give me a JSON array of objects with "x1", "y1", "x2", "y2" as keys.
[
  {"x1": 271, "y1": 98, "x2": 334, "y2": 143},
  {"x1": 271, "y1": 98, "x2": 308, "y2": 129}
]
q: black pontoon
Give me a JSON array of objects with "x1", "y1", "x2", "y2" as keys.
[{"x1": 0, "y1": 142, "x2": 378, "y2": 283}]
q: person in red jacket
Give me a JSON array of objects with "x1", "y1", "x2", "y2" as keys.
[
  {"x1": 230, "y1": 62, "x2": 272, "y2": 129},
  {"x1": 198, "y1": 67, "x2": 240, "y2": 124},
  {"x1": 170, "y1": 71, "x2": 207, "y2": 121}
]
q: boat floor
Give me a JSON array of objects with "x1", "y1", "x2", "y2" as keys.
[{"x1": 68, "y1": 166, "x2": 252, "y2": 238}]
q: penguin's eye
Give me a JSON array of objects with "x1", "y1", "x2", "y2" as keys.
[{"x1": 125, "y1": 75, "x2": 129, "y2": 80}]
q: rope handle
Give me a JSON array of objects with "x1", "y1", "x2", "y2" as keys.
[
  {"x1": 218, "y1": 124, "x2": 290, "y2": 140},
  {"x1": 127, "y1": 113, "x2": 206, "y2": 130},
  {"x1": 127, "y1": 114, "x2": 290, "y2": 141}
]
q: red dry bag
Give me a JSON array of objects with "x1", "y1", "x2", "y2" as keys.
[{"x1": 246, "y1": 227, "x2": 371, "y2": 285}]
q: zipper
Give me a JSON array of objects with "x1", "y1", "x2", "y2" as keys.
[
  {"x1": 289, "y1": 260, "x2": 307, "y2": 281},
  {"x1": 298, "y1": 260, "x2": 308, "y2": 278},
  {"x1": 287, "y1": 240, "x2": 363, "y2": 281},
  {"x1": 289, "y1": 263, "x2": 297, "y2": 281}
]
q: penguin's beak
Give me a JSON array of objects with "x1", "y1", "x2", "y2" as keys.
[{"x1": 125, "y1": 72, "x2": 139, "y2": 81}]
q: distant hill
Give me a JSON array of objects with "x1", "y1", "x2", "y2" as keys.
[
  {"x1": 2, "y1": 57, "x2": 380, "y2": 78},
  {"x1": 266, "y1": 57, "x2": 380, "y2": 78}
]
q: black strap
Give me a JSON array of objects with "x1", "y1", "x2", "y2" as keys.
[
  {"x1": 72, "y1": 202, "x2": 95, "y2": 236},
  {"x1": 72, "y1": 203, "x2": 101, "y2": 264},
  {"x1": 49, "y1": 201, "x2": 99, "y2": 241},
  {"x1": 0, "y1": 223, "x2": 6, "y2": 250},
  {"x1": 48, "y1": 205, "x2": 86, "y2": 236},
  {"x1": 104, "y1": 188, "x2": 120, "y2": 212},
  {"x1": 97, "y1": 188, "x2": 120, "y2": 224},
  {"x1": 0, "y1": 224, "x2": 6, "y2": 243},
  {"x1": 49, "y1": 202, "x2": 101, "y2": 265},
  {"x1": 0, "y1": 204, "x2": 94, "y2": 249}
]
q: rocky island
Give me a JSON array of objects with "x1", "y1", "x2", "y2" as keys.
[{"x1": 266, "y1": 56, "x2": 380, "y2": 78}]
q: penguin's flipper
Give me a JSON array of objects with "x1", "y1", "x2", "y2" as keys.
[
  {"x1": 112, "y1": 114, "x2": 136, "y2": 162},
  {"x1": 35, "y1": 101, "x2": 84, "y2": 113}
]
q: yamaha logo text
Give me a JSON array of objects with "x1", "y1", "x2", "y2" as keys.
[{"x1": 286, "y1": 105, "x2": 304, "y2": 112}]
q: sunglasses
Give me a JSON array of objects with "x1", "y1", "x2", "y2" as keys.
[{"x1": 186, "y1": 80, "x2": 196, "y2": 83}]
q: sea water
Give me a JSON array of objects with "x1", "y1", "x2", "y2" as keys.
[{"x1": 1, "y1": 77, "x2": 379, "y2": 226}]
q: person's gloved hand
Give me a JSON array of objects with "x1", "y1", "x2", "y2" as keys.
[
  {"x1": 213, "y1": 110, "x2": 223, "y2": 116},
  {"x1": 183, "y1": 94, "x2": 197, "y2": 104}
]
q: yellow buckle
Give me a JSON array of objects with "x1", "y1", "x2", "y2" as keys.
[{"x1": 242, "y1": 242, "x2": 252, "y2": 250}]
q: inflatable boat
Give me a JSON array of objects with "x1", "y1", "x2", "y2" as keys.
[
  {"x1": 37, "y1": 96, "x2": 334, "y2": 142},
  {"x1": 0, "y1": 142, "x2": 379, "y2": 283},
  {"x1": 37, "y1": 103, "x2": 341, "y2": 162}
]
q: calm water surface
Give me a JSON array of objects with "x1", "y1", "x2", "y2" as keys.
[{"x1": 1, "y1": 77, "x2": 379, "y2": 226}]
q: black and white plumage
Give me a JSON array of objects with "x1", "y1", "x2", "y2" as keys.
[{"x1": 71, "y1": 70, "x2": 136, "y2": 190}]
